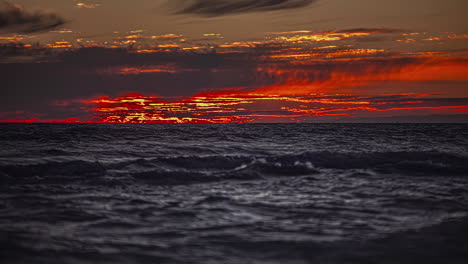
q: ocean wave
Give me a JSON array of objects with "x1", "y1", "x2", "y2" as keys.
[
  {"x1": 0, "y1": 160, "x2": 107, "y2": 179},
  {"x1": 1, "y1": 151, "x2": 466, "y2": 185},
  {"x1": 107, "y1": 150, "x2": 468, "y2": 180}
]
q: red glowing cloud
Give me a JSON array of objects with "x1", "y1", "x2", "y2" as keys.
[
  {"x1": 75, "y1": 91, "x2": 467, "y2": 123},
  {"x1": 75, "y1": 53, "x2": 468, "y2": 123},
  {"x1": 1, "y1": 27, "x2": 468, "y2": 123}
]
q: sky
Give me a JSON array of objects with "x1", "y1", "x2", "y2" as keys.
[{"x1": 0, "y1": 0, "x2": 467, "y2": 123}]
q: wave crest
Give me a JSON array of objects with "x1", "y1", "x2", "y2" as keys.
[{"x1": 1, "y1": 151, "x2": 466, "y2": 185}]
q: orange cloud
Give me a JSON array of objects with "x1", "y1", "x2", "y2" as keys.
[
  {"x1": 75, "y1": 3, "x2": 101, "y2": 9},
  {"x1": 254, "y1": 56, "x2": 468, "y2": 96},
  {"x1": 2, "y1": 27, "x2": 468, "y2": 123},
  {"x1": 72, "y1": 90, "x2": 467, "y2": 123}
]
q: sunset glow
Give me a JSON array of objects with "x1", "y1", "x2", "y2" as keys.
[
  {"x1": 1, "y1": 2, "x2": 467, "y2": 123},
  {"x1": 2, "y1": 2, "x2": 468, "y2": 264}
]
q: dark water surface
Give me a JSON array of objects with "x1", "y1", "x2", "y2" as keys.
[{"x1": 1, "y1": 124, "x2": 468, "y2": 263}]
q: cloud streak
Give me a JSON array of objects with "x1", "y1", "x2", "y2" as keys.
[
  {"x1": 0, "y1": 2, "x2": 65, "y2": 33},
  {"x1": 173, "y1": 0, "x2": 317, "y2": 16},
  {"x1": 1, "y1": 26, "x2": 468, "y2": 122}
]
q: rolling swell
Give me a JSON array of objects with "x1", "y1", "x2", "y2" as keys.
[
  {"x1": 1, "y1": 151, "x2": 466, "y2": 186},
  {"x1": 1, "y1": 124, "x2": 468, "y2": 264}
]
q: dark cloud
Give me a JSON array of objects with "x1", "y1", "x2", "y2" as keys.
[
  {"x1": 1, "y1": 41, "x2": 467, "y2": 121},
  {"x1": 173, "y1": 0, "x2": 317, "y2": 16},
  {"x1": 0, "y1": 44, "x2": 439, "y2": 108},
  {"x1": 321, "y1": 114, "x2": 468, "y2": 123},
  {"x1": 0, "y1": 2, "x2": 65, "y2": 33},
  {"x1": 0, "y1": 46, "x2": 264, "y2": 112},
  {"x1": 335, "y1": 28, "x2": 402, "y2": 34}
]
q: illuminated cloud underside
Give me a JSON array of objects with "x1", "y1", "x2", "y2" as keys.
[
  {"x1": 81, "y1": 93, "x2": 468, "y2": 123},
  {"x1": 1, "y1": 28, "x2": 467, "y2": 123}
]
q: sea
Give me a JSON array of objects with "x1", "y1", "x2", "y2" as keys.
[{"x1": 1, "y1": 124, "x2": 467, "y2": 264}]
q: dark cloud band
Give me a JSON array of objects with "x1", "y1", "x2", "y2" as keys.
[
  {"x1": 0, "y1": 2, "x2": 65, "y2": 33},
  {"x1": 174, "y1": 0, "x2": 317, "y2": 16}
]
